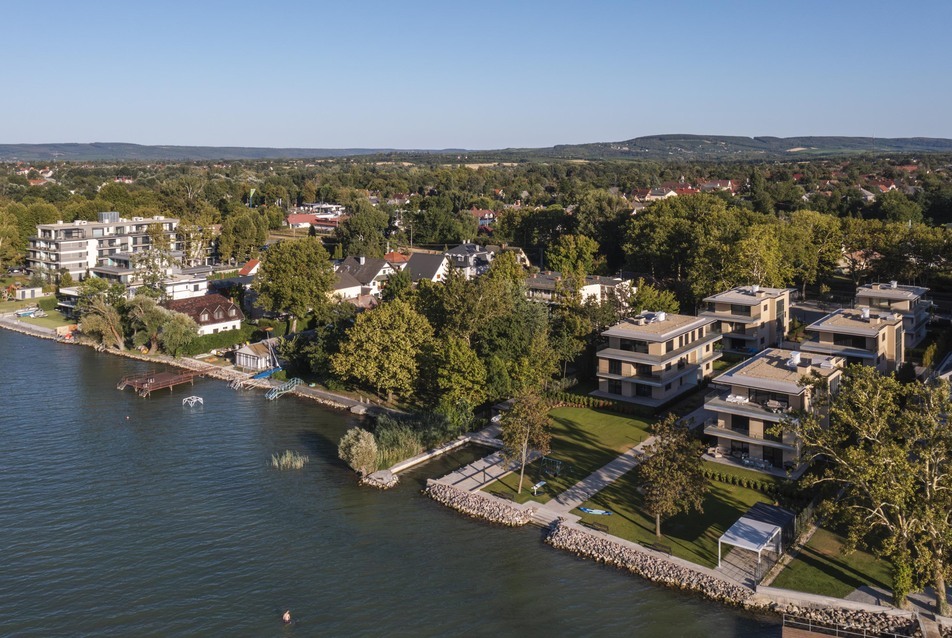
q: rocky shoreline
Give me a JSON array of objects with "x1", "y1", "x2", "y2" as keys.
[
  {"x1": 424, "y1": 481, "x2": 534, "y2": 526},
  {"x1": 546, "y1": 521, "x2": 752, "y2": 605},
  {"x1": 545, "y1": 520, "x2": 921, "y2": 637}
]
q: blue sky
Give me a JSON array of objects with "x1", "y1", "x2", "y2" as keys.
[{"x1": 4, "y1": 1, "x2": 951, "y2": 148}]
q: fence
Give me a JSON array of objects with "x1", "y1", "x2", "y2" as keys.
[{"x1": 782, "y1": 614, "x2": 914, "y2": 638}]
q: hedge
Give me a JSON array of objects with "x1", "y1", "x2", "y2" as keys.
[
  {"x1": 179, "y1": 323, "x2": 257, "y2": 356},
  {"x1": 545, "y1": 390, "x2": 653, "y2": 417}
]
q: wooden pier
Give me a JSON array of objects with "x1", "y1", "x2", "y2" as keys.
[{"x1": 117, "y1": 367, "x2": 212, "y2": 398}]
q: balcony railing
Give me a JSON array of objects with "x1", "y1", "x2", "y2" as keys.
[{"x1": 703, "y1": 421, "x2": 791, "y2": 449}]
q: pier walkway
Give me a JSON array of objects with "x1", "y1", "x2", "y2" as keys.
[{"x1": 117, "y1": 368, "x2": 211, "y2": 397}]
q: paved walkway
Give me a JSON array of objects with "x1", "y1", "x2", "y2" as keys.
[{"x1": 547, "y1": 437, "x2": 654, "y2": 514}]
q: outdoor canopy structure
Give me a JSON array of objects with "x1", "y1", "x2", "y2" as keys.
[{"x1": 718, "y1": 516, "x2": 783, "y2": 568}]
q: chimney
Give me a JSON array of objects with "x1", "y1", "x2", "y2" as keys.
[
  {"x1": 890, "y1": 280, "x2": 898, "y2": 289},
  {"x1": 359, "y1": 256, "x2": 366, "y2": 265},
  {"x1": 656, "y1": 311, "x2": 667, "y2": 322},
  {"x1": 751, "y1": 284, "x2": 760, "y2": 294},
  {"x1": 860, "y1": 307, "x2": 870, "y2": 320}
]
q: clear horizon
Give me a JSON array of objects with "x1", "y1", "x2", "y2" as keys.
[{"x1": 5, "y1": 0, "x2": 951, "y2": 149}]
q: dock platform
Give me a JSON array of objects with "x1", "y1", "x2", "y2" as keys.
[{"x1": 117, "y1": 368, "x2": 211, "y2": 397}]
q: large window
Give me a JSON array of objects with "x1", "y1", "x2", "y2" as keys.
[
  {"x1": 634, "y1": 383, "x2": 652, "y2": 397},
  {"x1": 730, "y1": 304, "x2": 752, "y2": 316},
  {"x1": 608, "y1": 380, "x2": 623, "y2": 395},
  {"x1": 608, "y1": 359, "x2": 621, "y2": 375},
  {"x1": 619, "y1": 339, "x2": 649, "y2": 354}
]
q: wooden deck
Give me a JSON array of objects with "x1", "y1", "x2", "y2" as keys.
[{"x1": 117, "y1": 368, "x2": 212, "y2": 397}]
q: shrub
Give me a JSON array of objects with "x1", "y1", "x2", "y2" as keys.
[
  {"x1": 271, "y1": 450, "x2": 309, "y2": 470},
  {"x1": 338, "y1": 427, "x2": 378, "y2": 476}
]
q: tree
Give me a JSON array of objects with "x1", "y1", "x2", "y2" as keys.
[
  {"x1": 428, "y1": 336, "x2": 488, "y2": 433},
  {"x1": 381, "y1": 267, "x2": 413, "y2": 302},
  {"x1": 637, "y1": 414, "x2": 708, "y2": 537},
  {"x1": 337, "y1": 427, "x2": 378, "y2": 477},
  {"x1": 331, "y1": 298, "x2": 433, "y2": 400},
  {"x1": 500, "y1": 391, "x2": 551, "y2": 494},
  {"x1": 0, "y1": 208, "x2": 22, "y2": 271},
  {"x1": 254, "y1": 237, "x2": 335, "y2": 332},
  {"x1": 127, "y1": 295, "x2": 168, "y2": 354},
  {"x1": 545, "y1": 234, "x2": 600, "y2": 276},
  {"x1": 80, "y1": 297, "x2": 126, "y2": 350},
  {"x1": 336, "y1": 207, "x2": 389, "y2": 257},
  {"x1": 159, "y1": 311, "x2": 199, "y2": 356},
  {"x1": 782, "y1": 366, "x2": 952, "y2": 609},
  {"x1": 627, "y1": 278, "x2": 679, "y2": 314}
]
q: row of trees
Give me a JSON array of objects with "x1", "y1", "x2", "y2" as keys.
[{"x1": 76, "y1": 279, "x2": 199, "y2": 355}]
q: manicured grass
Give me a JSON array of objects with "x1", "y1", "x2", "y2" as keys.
[
  {"x1": 19, "y1": 309, "x2": 72, "y2": 330},
  {"x1": 484, "y1": 406, "x2": 654, "y2": 504},
  {"x1": 770, "y1": 527, "x2": 892, "y2": 598},
  {"x1": 575, "y1": 473, "x2": 773, "y2": 569}
]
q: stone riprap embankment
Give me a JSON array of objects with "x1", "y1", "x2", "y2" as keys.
[
  {"x1": 361, "y1": 470, "x2": 399, "y2": 490},
  {"x1": 545, "y1": 520, "x2": 752, "y2": 605},
  {"x1": 761, "y1": 604, "x2": 921, "y2": 637},
  {"x1": 425, "y1": 481, "x2": 533, "y2": 526},
  {"x1": 546, "y1": 521, "x2": 922, "y2": 636}
]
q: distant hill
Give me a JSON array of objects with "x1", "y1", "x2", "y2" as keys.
[
  {"x1": 495, "y1": 135, "x2": 952, "y2": 161},
  {"x1": 0, "y1": 142, "x2": 452, "y2": 162},
  {"x1": 1, "y1": 136, "x2": 951, "y2": 162}
]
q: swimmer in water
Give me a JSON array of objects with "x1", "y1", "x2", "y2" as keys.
[{"x1": 282, "y1": 610, "x2": 291, "y2": 624}]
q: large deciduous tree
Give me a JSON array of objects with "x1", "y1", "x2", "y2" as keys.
[
  {"x1": 500, "y1": 391, "x2": 551, "y2": 494},
  {"x1": 784, "y1": 366, "x2": 952, "y2": 610},
  {"x1": 330, "y1": 298, "x2": 433, "y2": 400},
  {"x1": 254, "y1": 237, "x2": 335, "y2": 332},
  {"x1": 637, "y1": 414, "x2": 708, "y2": 537}
]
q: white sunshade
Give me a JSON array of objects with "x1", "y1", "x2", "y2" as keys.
[{"x1": 718, "y1": 517, "x2": 782, "y2": 567}]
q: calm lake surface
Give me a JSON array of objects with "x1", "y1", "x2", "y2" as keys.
[{"x1": 0, "y1": 329, "x2": 780, "y2": 637}]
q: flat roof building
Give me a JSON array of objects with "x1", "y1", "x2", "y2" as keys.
[
  {"x1": 800, "y1": 307, "x2": 903, "y2": 373},
  {"x1": 855, "y1": 281, "x2": 931, "y2": 349},
  {"x1": 704, "y1": 348, "x2": 842, "y2": 473},
  {"x1": 594, "y1": 311, "x2": 721, "y2": 406},
  {"x1": 700, "y1": 285, "x2": 792, "y2": 357}
]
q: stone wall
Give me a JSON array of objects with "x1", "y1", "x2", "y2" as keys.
[
  {"x1": 545, "y1": 520, "x2": 752, "y2": 605},
  {"x1": 424, "y1": 481, "x2": 533, "y2": 526}
]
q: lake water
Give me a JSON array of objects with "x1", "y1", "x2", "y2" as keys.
[{"x1": 0, "y1": 329, "x2": 780, "y2": 637}]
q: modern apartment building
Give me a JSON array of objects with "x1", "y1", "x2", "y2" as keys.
[
  {"x1": 594, "y1": 311, "x2": 721, "y2": 406},
  {"x1": 27, "y1": 212, "x2": 179, "y2": 282},
  {"x1": 704, "y1": 349, "x2": 842, "y2": 471},
  {"x1": 700, "y1": 285, "x2": 792, "y2": 356},
  {"x1": 800, "y1": 307, "x2": 904, "y2": 373},
  {"x1": 855, "y1": 281, "x2": 931, "y2": 349}
]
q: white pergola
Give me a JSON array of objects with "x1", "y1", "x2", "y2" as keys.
[{"x1": 718, "y1": 516, "x2": 783, "y2": 568}]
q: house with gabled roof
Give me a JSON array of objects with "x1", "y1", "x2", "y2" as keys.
[
  {"x1": 331, "y1": 271, "x2": 363, "y2": 301},
  {"x1": 336, "y1": 256, "x2": 395, "y2": 295},
  {"x1": 406, "y1": 253, "x2": 450, "y2": 283},
  {"x1": 163, "y1": 293, "x2": 243, "y2": 335}
]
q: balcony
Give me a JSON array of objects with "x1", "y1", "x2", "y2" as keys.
[
  {"x1": 704, "y1": 391, "x2": 796, "y2": 423},
  {"x1": 800, "y1": 338, "x2": 876, "y2": 359},
  {"x1": 703, "y1": 419, "x2": 794, "y2": 451}
]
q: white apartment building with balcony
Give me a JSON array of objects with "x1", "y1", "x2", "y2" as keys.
[{"x1": 27, "y1": 212, "x2": 179, "y2": 282}]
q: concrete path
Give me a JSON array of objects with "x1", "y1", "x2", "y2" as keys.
[
  {"x1": 546, "y1": 437, "x2": 655, "y2": 514},
  {"x1": 433, "y1": 450, "x2": 540, "y2": 492}
]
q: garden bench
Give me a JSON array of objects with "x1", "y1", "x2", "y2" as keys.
[{"x1": 531, "y1": 480, "x2": 547, "y2": 496}]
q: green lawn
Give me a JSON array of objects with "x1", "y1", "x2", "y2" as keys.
[
  {"x1": 770, "y1": 527, "x2": 892, "y2": 598},
  {"x1": 575, "y1": 473, "x2": 773, "y2": 568},
  {"x1": 484, "y1": 406, "x2": 654, "y2": 504},
  {"x1": 18, "y1": 309, "x2": 72, "y2": 330}
]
